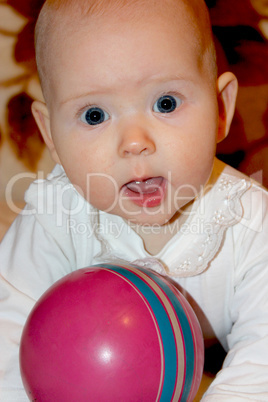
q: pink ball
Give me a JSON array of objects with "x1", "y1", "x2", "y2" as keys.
[{"x1": 20, "y1": 263, "x2": 204, "y2": 401}]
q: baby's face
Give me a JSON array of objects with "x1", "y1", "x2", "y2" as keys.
[{"x1": 41, "y1": 4, "x2": 220, "y2": 226}]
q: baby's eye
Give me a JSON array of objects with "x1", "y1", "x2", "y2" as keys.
[
  {"x1": 153, "y1": 95, "x2": 182, "y2": 113},
  {"x1": 81, "y1": 107, "x2": 109, "y2": 126}
]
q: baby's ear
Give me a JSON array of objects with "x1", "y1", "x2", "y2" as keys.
[
  {"x1": 31, "y1": 101, "x2": 60, "y2": 164},
  {"x1": 217, "y1": 72, "x2": 238, "y2": 143}
]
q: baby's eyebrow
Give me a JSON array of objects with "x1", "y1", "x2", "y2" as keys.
[
  {"x1": 59, "y1": 75, "x2": 195, "y2": 106},
  {"x1": 59, "y1": 90, "x2": 111, "y2": 106}
]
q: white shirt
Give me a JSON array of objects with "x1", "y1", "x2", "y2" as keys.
[{"x1": 1, "y1": 158, "x2": 268, "y2": 401}]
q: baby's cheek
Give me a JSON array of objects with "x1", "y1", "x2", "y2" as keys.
[{"x1": 85, "y1": 175, "x2": 119, "y2": 212}]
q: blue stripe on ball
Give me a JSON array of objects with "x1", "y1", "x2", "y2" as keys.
[
  {"x1": 98, "y1": 263, "x2": 178, "y2": 401},
  {"x1": 137, "y1": 266, "x2": 195, "y2": 401}
]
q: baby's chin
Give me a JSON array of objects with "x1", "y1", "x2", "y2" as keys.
[{"x1": 122, "y1": 209, "x2": 180, "y2": 228}]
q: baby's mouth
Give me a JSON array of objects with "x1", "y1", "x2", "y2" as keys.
[
  {"x1": 122, "y1": 177, "x2": 166, "y2": 207},
  {"x1": 126, "y1": 177, "x2": 164, "y2": 194}
]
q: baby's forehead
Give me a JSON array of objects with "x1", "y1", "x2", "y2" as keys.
[
  {"x1": 42, "y1": 0, "x2": 210, "y2": 58},
  {"x1": 36, "y1": 0, "x2": 214, "y2": 99},
  {"x1": 42, "y1": 0, "x2": 208, "y2": 34}
]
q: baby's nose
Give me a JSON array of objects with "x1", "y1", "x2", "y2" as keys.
[{"x1": 118, "y1": 123, "x2": 156, "y2": 157}]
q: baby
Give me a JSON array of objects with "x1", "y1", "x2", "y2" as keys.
[{"x1": 1, "y1": 0, "x2": 268, "y2": 400}]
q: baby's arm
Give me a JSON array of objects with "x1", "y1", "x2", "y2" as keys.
[
  {"x1": 203, "y1": 185, "x2": 268, "y2": 400},
  {"x1": 203, "y1": 260, "x2": 268, "y2": 400},
  {"x1": 0, "y1": 210, "x2": 74, "y2": 400},
  {"x1": 0, "y1": 164, "x2": 103, "y2": 399}
]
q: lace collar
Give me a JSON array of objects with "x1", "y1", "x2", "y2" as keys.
[
  {"x1": 156, "y1": 166, "x2": 251, "y2": 277},
  {"x1": 93, "y1": 161, "x2": 251, "y2": 278}
]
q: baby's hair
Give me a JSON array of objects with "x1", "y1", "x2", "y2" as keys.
[{"x1": 35, "y1": 0, "x2": 217, "y2": 100}]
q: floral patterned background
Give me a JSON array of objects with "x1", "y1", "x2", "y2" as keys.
[{"x1": 0, "y1": 0, "x2": 267, "y2": 204}]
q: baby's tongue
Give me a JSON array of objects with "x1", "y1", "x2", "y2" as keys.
[{"x1": 126, "y1": 177, "x2": 163, "y2": 194}]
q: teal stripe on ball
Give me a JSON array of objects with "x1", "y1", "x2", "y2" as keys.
[
  {"x1": 98, "y1": 263, "x2": 178, "y2": 401},
  {"x1": 137, "y1": 266, "x2": 195, "y2": 401}
]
